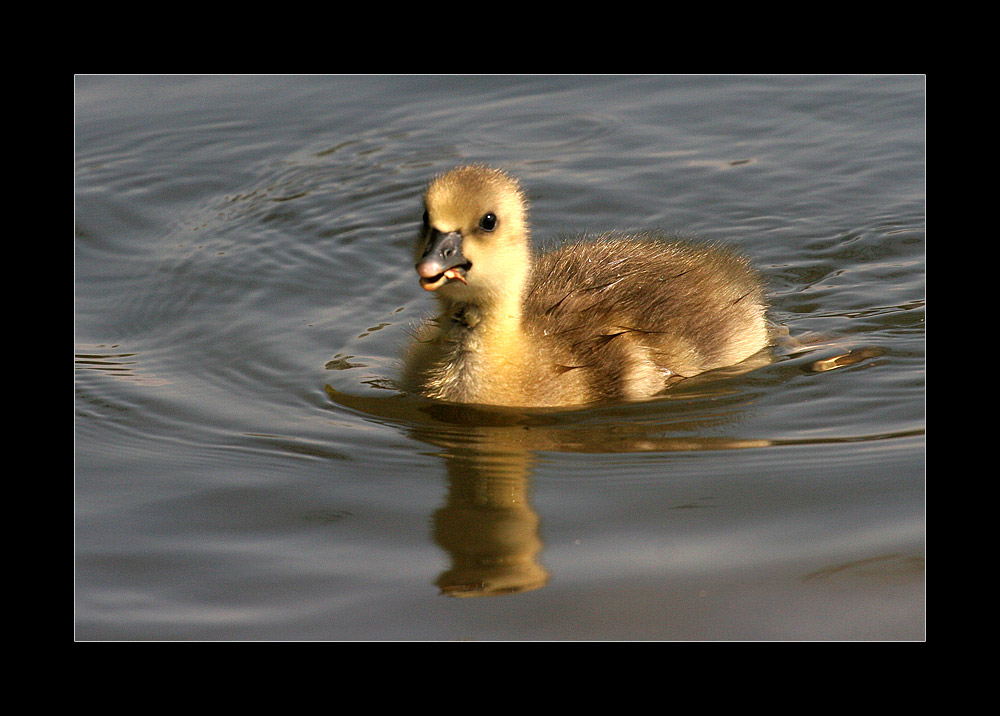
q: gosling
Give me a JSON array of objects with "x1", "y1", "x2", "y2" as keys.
[{"x1": 401, "y1": 165, "x2": 768, "y2": 408}]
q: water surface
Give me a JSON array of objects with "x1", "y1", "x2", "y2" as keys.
[{"x1": 75, "y1": 75, "x2": 924, "y2": 640}]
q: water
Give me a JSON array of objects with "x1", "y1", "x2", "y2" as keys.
[{"x1": 74, "y1": 75, "x2": 925, "y2": 640}]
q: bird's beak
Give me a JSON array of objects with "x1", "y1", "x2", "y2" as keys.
[{"x1": 416, "y1": 230, "x2": 470, "y2": 291}]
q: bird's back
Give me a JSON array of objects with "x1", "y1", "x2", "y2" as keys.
[{"x1": 522, "y1": 232, "x2": 768, "y2": 401}]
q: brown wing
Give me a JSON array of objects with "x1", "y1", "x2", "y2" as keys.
[{"x1": 523, "y1": 232, "x2": 767, "y2": 398}]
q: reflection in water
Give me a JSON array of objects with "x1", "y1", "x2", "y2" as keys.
[
  {"x1": 769, "y1": 327, "x2": 888, "y2": 374},
  {"x1": 807, "y1": 347, "x2": 885, "y2": 372},
  {"x1": 325, "y1": 381, "x2": 775, "y2": 598},
  {"x1": 429, "y1": 440, "x2": 548, "y2": 597},
  {"x1": 802, "y1": 553, "x2": 924, "y2": 584},
  {"x1": 75, "y1": 343, "x2": 171, "y2": 386}
]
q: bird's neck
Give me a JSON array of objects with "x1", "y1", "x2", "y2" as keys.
[
  {"x1": 441, "y1": 281, "x2": 524, "y2": 340},
  {"x1": 441, "y1": 245, "x2": 532, "y2": 339},
  {"x1": 430, "y1": 275, "x2": 530, "y2": 405}
]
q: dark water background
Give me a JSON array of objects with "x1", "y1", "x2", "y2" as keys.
[{"x1": 75, "y1": 75, "x2": 924, "y2": 640}]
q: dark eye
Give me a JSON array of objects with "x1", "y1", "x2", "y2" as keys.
[{"x1": 479, "y1": 212, "x2": 497, "y2": 232}]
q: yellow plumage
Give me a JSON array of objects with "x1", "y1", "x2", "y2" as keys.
[{"x1": 402, "y1": 166, "x2": 768, "y2": 407}]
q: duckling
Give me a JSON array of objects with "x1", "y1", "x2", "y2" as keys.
[{"x1": 401, "y1": 165, "x2": 768, "y2": 407}]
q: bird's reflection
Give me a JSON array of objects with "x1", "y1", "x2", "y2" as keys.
[
  {"x1": 325, "y1": 378, "x2": 770, "y2": 598},
  {"x1": 429, "y1": 439, "x2": 548, "y2": 597}
]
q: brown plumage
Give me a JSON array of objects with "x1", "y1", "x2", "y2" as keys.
[{"x1": 401, "y1": 165, "x2": 768, "y2": 407}]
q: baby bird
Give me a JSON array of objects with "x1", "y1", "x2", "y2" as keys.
[{"x1": 401, "y1": 165, "x2": 768, "y2": 407}]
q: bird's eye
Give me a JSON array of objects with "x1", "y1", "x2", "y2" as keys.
[{"x1": 479, "y1": 212, "x2": 497, "y2": 231}]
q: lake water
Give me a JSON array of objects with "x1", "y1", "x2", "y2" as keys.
[{"x1": 74, "y1": 75, "x2": 925, "y2": 640}]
